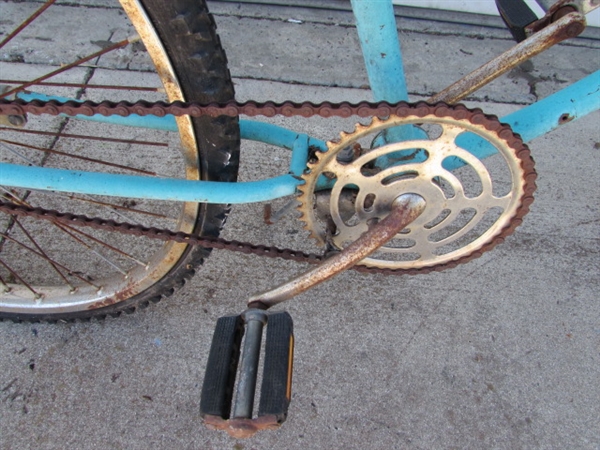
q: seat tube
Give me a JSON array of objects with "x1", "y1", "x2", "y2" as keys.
[
  {"x1": 351, "y1": 0, "x2": 409, "y2": 103},
  {"x1": 351, "y1": 0, "x2": 425, "y2": 158}
]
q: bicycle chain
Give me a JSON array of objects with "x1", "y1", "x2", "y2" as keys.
[
  {"x1": 0, "y1": 98, "x2": 444, "y2": 119},
  {"x1": 0, "y1": 98, "x2": 536, "y2": 276}
]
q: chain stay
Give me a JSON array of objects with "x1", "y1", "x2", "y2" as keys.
[{"x1": 0, "y1": 98, "x2": 535, "y2": 275}]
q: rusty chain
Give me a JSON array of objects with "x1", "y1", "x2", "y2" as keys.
[
  {"x1": 1, "y1": 97, "x2": 454, "y2": 119},
  {"x1": 0, "y1": 98, "x2": 536, "y2": 275}
]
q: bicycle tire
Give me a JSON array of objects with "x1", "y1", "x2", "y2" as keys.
[{"x1": 0, "y1": 0, "x2": 239, "y2": 321}]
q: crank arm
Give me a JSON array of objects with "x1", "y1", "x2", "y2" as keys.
[
  {"x1": 248, "y1": 193, "x2": 427, "y2": 309},
  {"x1": 428, "y1": 11, "x2": 586, "y2": 105}
]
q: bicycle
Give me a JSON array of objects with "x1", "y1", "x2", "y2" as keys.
[{"x1": 0, "y1": 0, "x2": 598, "y2": 438}]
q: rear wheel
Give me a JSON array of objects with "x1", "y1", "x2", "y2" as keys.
[{"x1": 0, "y1": 0, "x2": 239, "y2": 320}]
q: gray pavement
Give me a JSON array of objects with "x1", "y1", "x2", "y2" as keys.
[{"x1": 1, "y1": 1, "x2": 599, "y2": 449}]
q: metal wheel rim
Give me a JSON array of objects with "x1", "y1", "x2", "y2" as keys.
[{"x1": 0, "y1": 0, "x2": 200, "y2": 314}]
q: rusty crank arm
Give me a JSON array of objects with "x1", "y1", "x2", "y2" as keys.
[
  {"x1": 428, "y1": 11, "x2": 586, "y2": 104},
  {"x1": 248, "y1": 193, "x2": 427, "y2": 309}
]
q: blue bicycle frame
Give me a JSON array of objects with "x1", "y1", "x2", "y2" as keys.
[{"x1": 1, "y1": 0, "x2": 599, "y2": 203}]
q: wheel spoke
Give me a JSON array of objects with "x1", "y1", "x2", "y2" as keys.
[
  {"x1": 1, "y1": 139, "x2": 158, "y2": 176},
  {"x1": 2, "y1": 227, "x2": 75, "y2": 291},
  {"x1": 4, "y1": 233, "x2": 99, "y2": 288},
  {"x1": 0, "y1": 79, "x2": 162, "y2": 92},
  {"x1": 0, "y1": 225, "x2": 99, "y2": 289},
  {"x1": 57, "y1": 223, "x2": 147, "y2": 268},
  {"x1": 0, "y1": 258, "x2": 40, "y2": 298},
  {"x1": 1, "y1": 0, "x2": 239, "y2": 318},
  {"x1": 55, "y1": 224, "x2": 127, "y2": 276},
  {"x1": 0, "y1": 0, "x2": 58, "y2": 49},
  {"x1": 48, "y1": 193, "x2": 173, "y2": 220},
  {"x1": 0, "y1": 141, "x2": 37, "y2": 165},
  {"x1": 0, "y1": 128, "x2": 169, "y2": 147},
  {"x1": 2, "y1": 37, "x2": 137, "y2": 98},
  {"x1": 1, "y1": 189, "x2": 137, "y2": 275}
]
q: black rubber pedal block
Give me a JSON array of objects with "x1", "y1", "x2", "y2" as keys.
[
  {"x1": 495, "y1": 0, "x2": 539, "y2": 42},
  {"x1": 258, "y1": 311, "x2": 294, "y2": 424},
  {"x1": 200, "y1": 314, "x2": 244, "y2": 419}
]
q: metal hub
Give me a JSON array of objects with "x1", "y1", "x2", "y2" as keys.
[{"x1": 298, "y1": 105, "x2": 536, "y2": 271}]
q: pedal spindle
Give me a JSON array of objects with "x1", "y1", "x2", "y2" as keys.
[{"x1": 201, "y1": 310, "x2": 294, "y2": 438}]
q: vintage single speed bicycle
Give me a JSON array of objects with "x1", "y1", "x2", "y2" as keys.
[{"x1": 0, "y1": 0, "x2": 598, "y2": 437}]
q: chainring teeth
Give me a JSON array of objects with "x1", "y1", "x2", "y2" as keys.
[
  {"x1": 295, "y1": 182, "x2": 323, "y2": 243},
  {"x1": 297, "y1": 103, "x2": 536, "y2": 272}
]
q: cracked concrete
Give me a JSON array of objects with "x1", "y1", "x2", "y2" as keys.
[{"x1": 209, "y1": 2, "x2": 599, "y2": 105}]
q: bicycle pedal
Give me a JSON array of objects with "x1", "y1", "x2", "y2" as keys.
[
  {"x1": 200, "y1": 310, "x2": 294, "y2": 438},
  {"x1": 495, "y1": 0, "x2": 539, "y2": 42}
]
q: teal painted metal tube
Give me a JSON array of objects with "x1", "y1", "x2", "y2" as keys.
[
  {"x1": 504, "y1": 69, "x2": 600, "y2": 142},
  {"x1": 15, "y1": 71, "x2": 599, "y2": 151},
  {"x1": 350, "y1": 0, "x2": 408, "y2": 102},
  {"x1": 290, "y1": 134, "x2": 310, "y2": 176},
  {"x1": 445, "y1": 70, "x2": 600, "y2": 170},
  {"x1": 16, "y1": 92, "x2": 324, "y2": 176},
  {"x1": 18, "y1": 90, "x2": 312, "y2": 151},
  {"x1": 0, "y1": 163, "x2": 300, "y2": 204},
  {"x1": 17, "y1": 92, "x2": 327, "y2": 150},
  {"x1": 351, "y1": 0, "x2": 425, "y2": 153},
  {"x1": 240, "y1": 121, "x2": 326, "y2": 152}
]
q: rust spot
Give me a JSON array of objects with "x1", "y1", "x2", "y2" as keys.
[
  {"x1": 558, "y1": 113, "x2": 574, "y2": 125},
  {"x1": 264, "y1": 204, "x2": 274, "y2": 225},
  {"x1": 527, "y1": 4, "x2": 584, "y2": 37},
  {"x1": 87, "y1": 280, "x2": 140, "y2": 310},
  {"x1": 552, "y1": 5, "x2": 577, "y2": 22},
  {"x1": 88, "y1": 297, "x2": 119, "y2": 310},
  {"x1": 203, "y1": 414, "x2": 282, "y2": 439},
  {"x1": 163, "y1": 251, "x2": 179, "y2": 265}
]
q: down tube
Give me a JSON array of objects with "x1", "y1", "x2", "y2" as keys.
[{"x1": 0, "y1": 163, "x2": 301, "y2": 204}]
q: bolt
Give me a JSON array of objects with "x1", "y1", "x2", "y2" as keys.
[
  {"x1": 8, "y1": 115, "x2": 26, "y2": 127},
  {"x1": 566, "y1": 22, "x2": 585, "y2": 38},
  {"x1": 553, "y1": 6, "x2": 577, "y2": 22}
]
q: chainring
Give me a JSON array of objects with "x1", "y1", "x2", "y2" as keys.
[{"x1": 298, "y1": 103, "x2": 536, "y2": 272}]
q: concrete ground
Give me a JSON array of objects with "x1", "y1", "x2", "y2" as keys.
[{"x1": 1, "y1": 1, "x2": 599, "y2": 449}]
